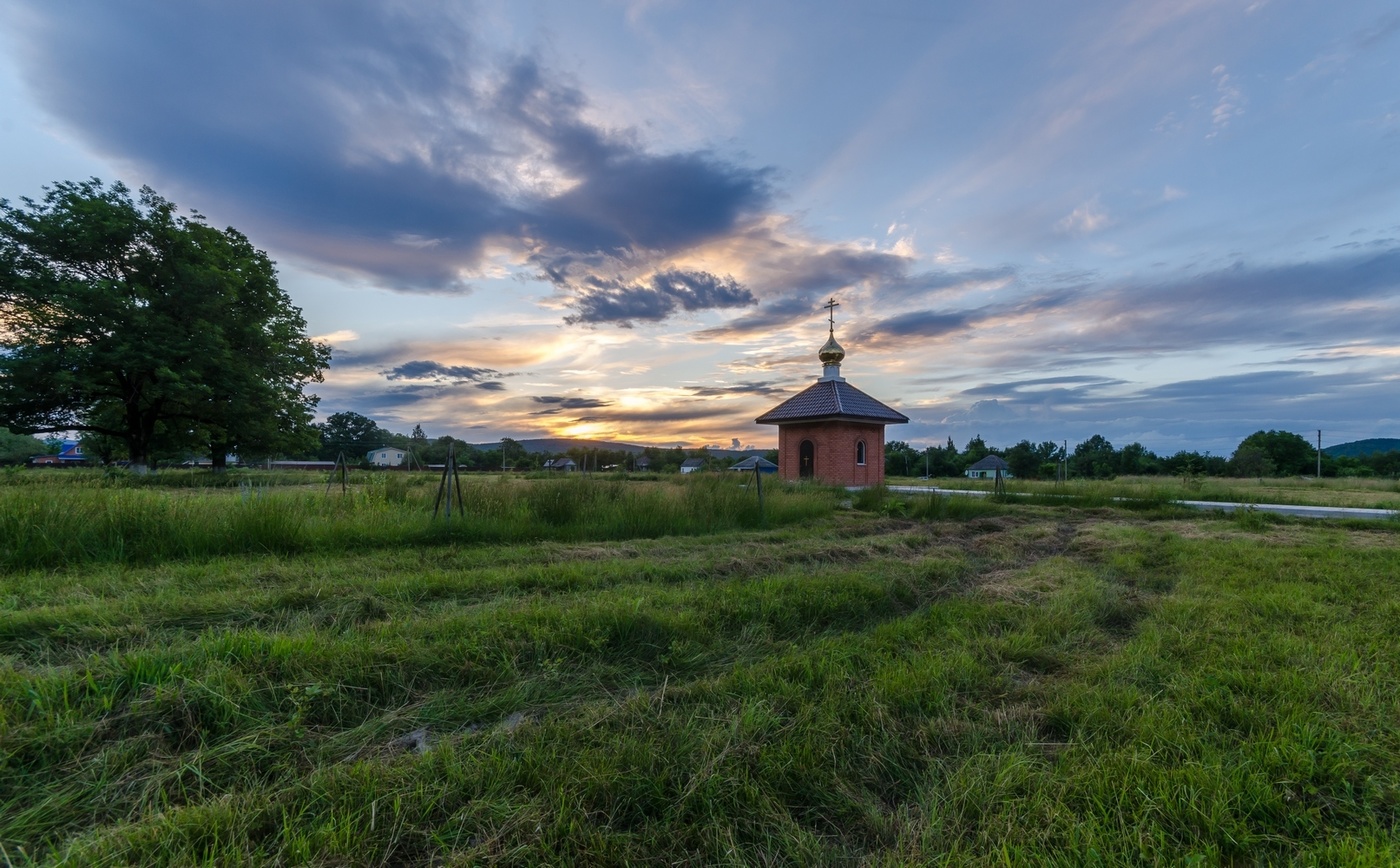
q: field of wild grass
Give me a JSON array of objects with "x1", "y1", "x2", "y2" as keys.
[
  {"x1": 1, "y1": 471, "x2": 1398, "y2": 865},
  {"x1": 0, "y1": 469, "x2": 832, "y2": 572}
]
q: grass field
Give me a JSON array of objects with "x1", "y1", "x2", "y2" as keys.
[
  {"x1": 890, "y1": 474, "x2": 1400, "y2": 511},
  {"x1": 2, "y1": 473, "x2": 1398, "y2": 865}
]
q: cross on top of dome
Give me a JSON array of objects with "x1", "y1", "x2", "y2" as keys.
[{"x1": 818, "y1": 296, "x2": 845, "y2": 373}]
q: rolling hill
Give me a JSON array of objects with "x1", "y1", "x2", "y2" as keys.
[
  {"x1": 470, "y1": 438, "x2": 768, "y2": 460},
  {"x1": 1324, "y1": 438, "x2": 1400, "y2": 458}
]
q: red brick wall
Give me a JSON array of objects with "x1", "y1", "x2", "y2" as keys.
[{"x1": 776, "y1": 421, "x2": 887, "y2": 487}]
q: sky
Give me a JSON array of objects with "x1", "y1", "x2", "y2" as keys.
[{"x1": 1, "y1": 0, "x2": 1398, "y2": 455}]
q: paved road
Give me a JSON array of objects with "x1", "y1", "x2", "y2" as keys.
[{"x1": 883, "y1": 486, "x2": 1399, "y2": 522}]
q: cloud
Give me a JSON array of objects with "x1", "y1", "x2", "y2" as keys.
[
  {"x1": 311, "y1": 329, "x2": 360, "y2": 344},
  {"x1": 562, "y1": 269, "x2": 756, "y2": 326},
  {"x1": 381, "y1": 360, "x2": 511, "y2": 382},
  {"x1": 682, "y1": 381, "x2": 786, "y2": 397},
  {"x1": 1055, "y1": 198, "x2": 1111, "y2": 235},
  {"x1": 8, "y1": 2, "x2": 770, "y2": 299},
  {"x1": 856, "y1": 246, "x2": 1400, "y2": 362},
  {"x1": 857, "y1": 310, "x2": 973, "y2": 341},
  {"x1": 529, "y1": 395, "x2": 613, "y2": 415},
  {"x1": 1207, "y1": 64, "x2": 1244, "y2": 136}
]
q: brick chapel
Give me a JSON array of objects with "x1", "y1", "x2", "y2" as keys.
[{"x1": 755, "y1": 301, "x2": 907, "y2": 487}]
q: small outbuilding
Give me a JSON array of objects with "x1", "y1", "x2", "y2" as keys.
[
  {"x1": 729, "y1": 455, "x2": 778, "y2": 474},
  {"x1": 965, "y1": 455, "x2": 1012, "y2": 479}
]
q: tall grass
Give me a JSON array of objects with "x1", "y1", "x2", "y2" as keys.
[{"x1": 0, "y1": 475, "x2": 835, "y2": 572}]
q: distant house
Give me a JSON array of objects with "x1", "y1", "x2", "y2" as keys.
[
  {"x1": 182, "y1": 454, "x2": 240, "y2": 468},
  {"x1": 965, "y1": 455, "x2": 1012, "y2": 479},
  {"x1": 367, "y1": 446, "x2": 407, "y2": 467},
  {"x1": 680, "y1": 457, "x2": 707, "y2": 474},
  {"x1": 634, "y1": 456, "x2": 651, "y2": 471},
  {"x1": 32, "y1": 439, "x2": 88, "y2": 466},
  {"x1": 543, "y1": 458, "x2": 577, "y2": 472},
  {"x1": 265, "y1": 460, "x2": 337, "y2": 471},
  {"x1": 729, "y1": 455, "x2": 778, "y2": 474},
  {"x1": 59, "y1": 439, "x2": 89, "y2": 463}
]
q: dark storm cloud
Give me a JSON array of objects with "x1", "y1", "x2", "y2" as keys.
[
  {"x1": 776, "y1": 248, "x2": 910, "y2": 295},
  {"x1": 529, "y1": 396, "x2": 613, "y2": 416},
  {"x1": 856, "y1": 246, "x2": 1400, "y2": 359},
  {"x1": 563, "y1": 269, "x2": 756, "y2": 326},
  {"x1": 475, "y1": 381, "x2": 508, "y2": 391},
  {"x1": 381, "y1": 360, "x2": 509, "y2": 382},
  {"x1": 858, "y1": 310, "x2": 973, "y2": 340},
  {"x1": 9, "y1": 2, "x2": 770, "y2": 297}
]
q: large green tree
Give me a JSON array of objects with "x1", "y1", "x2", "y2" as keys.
[
  {"x1": 0, "y1": 180, "x2": 329, "y2": 471},
  {"x1": 317, "y1": 411, "x2": 385, "y2": 462},
  {"x1": 1072, "y1": 434, "x2": 1117, "y2": 479},
  {"x1": 1232, "y1": 430, "x2": 1315, "y2": 476}
]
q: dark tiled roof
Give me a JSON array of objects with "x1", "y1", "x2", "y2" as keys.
[
  {"x1": 755, "y1": 379, "x2": 909, "y2": 425},
  {"x1": 967, "y1": 455, "x2": 1010, "y2": 471}
]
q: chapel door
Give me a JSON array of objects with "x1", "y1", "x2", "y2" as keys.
[{"x1": 799, "y1": 439, "x2": 815, "y2": 478}]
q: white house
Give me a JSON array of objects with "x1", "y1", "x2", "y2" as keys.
[
  {"x1": 367, "y1": 446, "x2": 406, "y2": 467},
  {"x1": 965, "y1": 455, "x2": 1012, "y2": 479},
  {"x1": 680, "y1": 457, "x2": 707, "y2": 474}
]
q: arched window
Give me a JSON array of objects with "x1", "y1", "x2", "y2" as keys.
[
  {"x1": 856, "y1": 440, "x2": 866, "y2": 466},
  {"x1": 799, "y1": 440, "x2": 815, "y2": 478}
]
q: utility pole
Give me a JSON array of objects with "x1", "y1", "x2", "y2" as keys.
[{"x1": 1317, "y1": 429, "x2": 1322, "y2": 478}]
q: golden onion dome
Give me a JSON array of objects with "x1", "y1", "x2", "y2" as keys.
[{"x1": 818, "y1": 331, "x2": 845, "y2": 365}]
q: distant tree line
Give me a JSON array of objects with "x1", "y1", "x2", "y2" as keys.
[
  {"x1": 311, "y1": 411, "x2": 777, "y2": 473},
  {"x1": 9, "y1": 400, "x2": 1397, "y2": 480},
  {"x1": 886, "y1": 430, "x2": 1400, "y2": 480}
]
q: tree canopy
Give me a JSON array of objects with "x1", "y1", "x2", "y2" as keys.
[
  {"x1": 0, "y1": 429, "x2": 43, "y2": 465},
  {"x1": 1232, "y1": 430, "x2": 1315, "y2": 477},
  {"x1": 0, "y1": 180, "x2": 329, "y2": 470}
]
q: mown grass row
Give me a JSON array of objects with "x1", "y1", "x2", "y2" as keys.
[
  {"x1": 0, "y1": 475, "x2": 835, "y2": 572},
  {"x1": 2, "y1": 510, "x2": 1397, "y2": 864},
  {"x1": 907, "y1": 473, "x2": 1400, "y2": 510}
]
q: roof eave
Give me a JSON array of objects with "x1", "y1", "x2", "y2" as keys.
[{"x1": 754, "y1": 412, "x2": 908, "y2": 426}]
